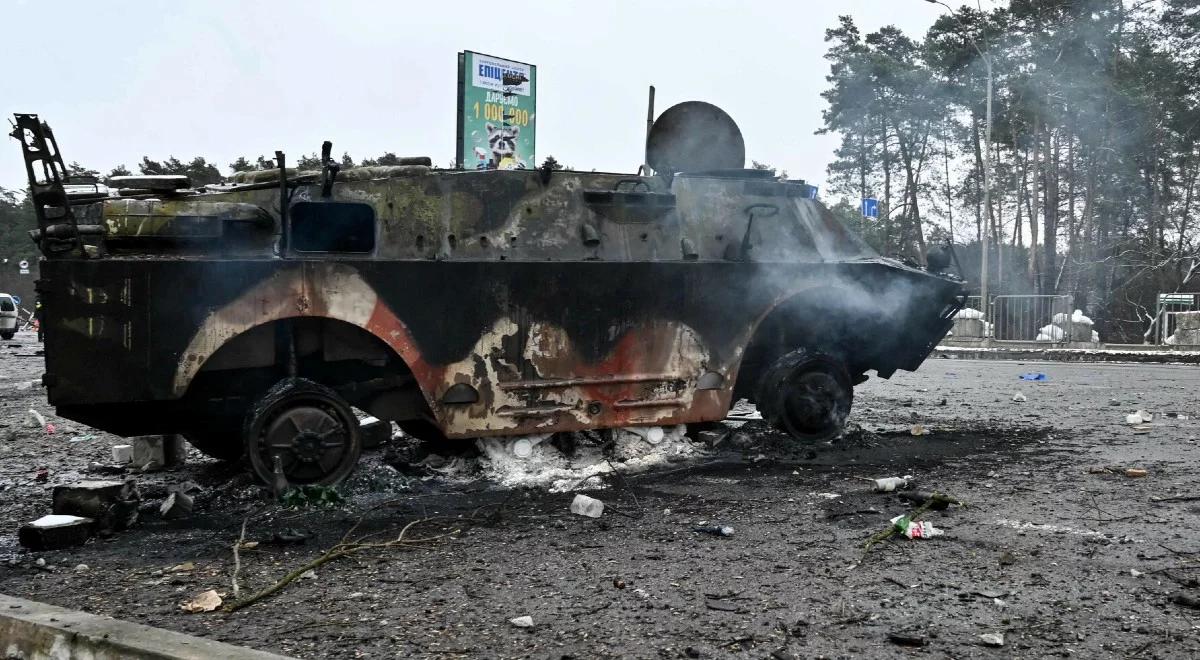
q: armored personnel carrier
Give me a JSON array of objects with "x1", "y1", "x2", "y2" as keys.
[{"x1": 12, "y1": 103, "x2": 963, "y2": 485}]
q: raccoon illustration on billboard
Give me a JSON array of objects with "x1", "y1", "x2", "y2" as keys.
[{"x1": 457, "y1": 51, "x2": 536, "y2": 170}]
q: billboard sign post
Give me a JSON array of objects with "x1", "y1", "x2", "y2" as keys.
[{"x1": 456, "y1": 51, "x2": 537, "y2": 171}]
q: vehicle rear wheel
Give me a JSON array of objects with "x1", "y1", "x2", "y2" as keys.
[
  {"x1": 756, "y1": 348, "x2": 853, "y2": 441},
  {"x1": 244, "y1": 378, "x2": 361, "y2": 486},
  {"x1": 0, "y1": 332, "x2": 13, "y2": 340}
]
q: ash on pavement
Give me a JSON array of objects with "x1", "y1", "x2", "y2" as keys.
[{"x1": 2, "y1": 332, "x2": 1199, "y2": 658}]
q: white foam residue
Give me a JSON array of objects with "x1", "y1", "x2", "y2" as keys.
[
  {"x1": 471, "y1": 430, "x2": 703, "y2": 492},
  {"x1": 994, "y1": 518, "x2": 1138, "y2": 541}
]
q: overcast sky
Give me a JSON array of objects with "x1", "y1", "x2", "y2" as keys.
[{"x1": 1, "y1": 0, "x2": 953, "y2": 194}]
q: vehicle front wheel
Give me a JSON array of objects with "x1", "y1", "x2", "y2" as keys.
[
  {"x1": 756, "y1": 348, "x2": 853, "y2": 442},
  {"x1": 244, "y1": 378, "x2": 362, "y2": 486}
]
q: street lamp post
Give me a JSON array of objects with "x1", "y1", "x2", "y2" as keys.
[{"x1": 926, "y1": 0, "x2": 993, "y2": 323}]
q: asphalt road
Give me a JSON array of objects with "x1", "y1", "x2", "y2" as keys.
[{"x1": 1, "y1": 331, "x2": 1199, "y2": 659}]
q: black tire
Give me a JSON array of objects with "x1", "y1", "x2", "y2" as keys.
[
  {"x1": 0, "y1": 332, "x2": 13, "y2": 340},
  {"x1": 183, "y1": 422, "x2": 244, "y2": 461},
  {"x1": 244, "y1": 378, "x2": 361, "y2": 486},
  {"x1": 756, "y1": 348, "x2": 853, "y2": 441}
]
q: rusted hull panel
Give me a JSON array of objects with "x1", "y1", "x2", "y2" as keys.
[{"x1": 39, "y1": 258, "x2": 959, "y2": 439}]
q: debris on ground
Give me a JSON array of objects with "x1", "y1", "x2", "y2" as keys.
[
  {"x1": 696, "y1": 429, "x2": 729, "y2": 448},
  {"x1": 159, "y1": 490, "x2": 194, "y2": 519},
  {"x1": 18, "y1": 514, "x2": 94, "y2": 550},
  {"x1": 132, "y1": 434, "x2": 187, "y2": 471},
  {"x1": 1018, "y1": 372, "x2": 1047, "y2": 381},
  {"x1": 694, "y1": 524, "x2": 735, "y2": 537},
  {"x1": 180, "y1": 589, "x2": 223, "y2": 613},
  {"x1": 279, "y1": 485, "x2": 345, "y2": 508},
  {"x1": 910, "y1": 424, "x2": 930, "y2": 436},
  {"x1": 111, "y1": 444, "x2": 133, "y2": 465},
  {"x1": 358, "y1": 416, "x2": 392, "y2": 450},
  {"x1": 979, "y1": 632, "x2": 1005, "y2": 647},
  {"x1": 569, "y1": 493, "x2": 604, "y2": 518},
  {"x1": 1126, "y1": 410, "x2": 1153, "y2": 424},
  {"x1": 1012, "y1": 392, "x2": 1026, "y2": 403},
  {"x1": 864, "y1": 494, "x2": 949, "y2": 551},
  {"x1": 887, "y1": 631, "x2": 928, "y2": 647},
  {"x1": 267, "y1": 529, "x2": 310, "y2": 545},
  {"x1": 1124, "y1": 468, "x2": 1148, "y2": 478},
  {"x1": 898, "y1": 490, "x2": 963, "y2": 510},
  {"x1": 51, "y1": 479, "x2": 140, "y2": 531},
  {"x1": 868, "y1": 475, "x2": 913, "y2": 492},
  {"x1": 510, "y1": 615, "x2": 534, "y2": 628},
  {"x1": 890, "y1": 514, "x2": 944, "y2": 539}
]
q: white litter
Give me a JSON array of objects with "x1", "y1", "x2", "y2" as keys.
[
  {"x1": 1126, "y1": 410, "x2": 1153, "y2": 424},
  {"x1": 28, "y1": 514, "x2": 89, "y2": 528},
  {"x1": 979, "y1": 632, "x2": 1005, "y2": 647},
  {"x1": 570, "y1": 494, "x2": 604, "y2": 518}
]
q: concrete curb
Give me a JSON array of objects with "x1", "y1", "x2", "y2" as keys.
[
  {"x1": 933, "y1": 346, "x2": 1200, "y2": 364},
  {"x1": 0, "y1": 593, "x2": 295, "y2": 660}
]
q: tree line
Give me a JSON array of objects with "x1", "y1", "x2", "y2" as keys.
[{"x1": 818, "y1": 0, "x2": 1200, "y2": 341}]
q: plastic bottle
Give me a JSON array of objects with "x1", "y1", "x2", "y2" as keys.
[{"x1": 872, "y1": 475, "x2": 913, "y2": 492}]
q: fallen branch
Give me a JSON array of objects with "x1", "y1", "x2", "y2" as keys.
[
  {"x1": 225, "y1": 517, "x2": 456, "y2": 613},
  {"x1": 1151, "y1": 495, "x2": 1200, "y2": 503},
  {"x1": 231, "y1": 516, "x2": 247, "y2": 598}
]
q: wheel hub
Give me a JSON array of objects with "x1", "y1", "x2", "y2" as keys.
[
  {"x1": 262, "y1": 405, "x2": 348, "y2": 478},
  {"x1": 783, "y1": 371, "x2": 844, "y2": 430}
]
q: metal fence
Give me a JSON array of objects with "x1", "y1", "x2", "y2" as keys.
[
  {"x1": 992, "y1": 294, "x2": 1074, "y2": 342},
  {"x1": 1156, "y1": 293, "x2": 1199, "y2": 344}
]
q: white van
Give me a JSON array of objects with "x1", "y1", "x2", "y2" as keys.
[{"x1": 0, "y1": 293, "x2": 18, "y2": 340}]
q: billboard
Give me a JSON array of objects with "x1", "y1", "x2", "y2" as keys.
[{"x1": 456, "y1": 51, "x2": 537, "y2": 170}]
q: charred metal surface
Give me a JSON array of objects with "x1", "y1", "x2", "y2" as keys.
[{"x1": 19, "y1": 111, "x2": 964, "y2": 446}]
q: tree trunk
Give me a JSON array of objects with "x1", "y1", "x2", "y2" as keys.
[
  {"x1": 970, "y1": 112, "x2": 984, "y2": 243},
  {"x1": 1028, "y1": 117, "x2": 1041, "y2": 286},
  {"x1": 943, "y1": 118, "x2": 955, "y2": 241},
  {"x1": 1042, "y1": 127, "x2": 1059, "y2": 295},
  {"x1": 881, "y1": 116, "x2": 893, "y2": 253}
]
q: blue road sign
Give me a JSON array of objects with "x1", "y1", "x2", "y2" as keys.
[
  {"x1": 861, "y1": 198, "x2": 879, "y2": 218},
  {"x1": 806, "y1": 185, "x2": 819, "y2": 200}
]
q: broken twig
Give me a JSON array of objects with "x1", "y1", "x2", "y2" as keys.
[
  {"x1": 231, "y1": 516, "x2": 247, "y2": 598},
  {"x1": 226, "y1": 517, "x2": 456, "y2": 612}
]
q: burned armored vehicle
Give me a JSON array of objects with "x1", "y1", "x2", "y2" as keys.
[{"x1": 12, "y1": 103, "x2": 963, "y2": 486}]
